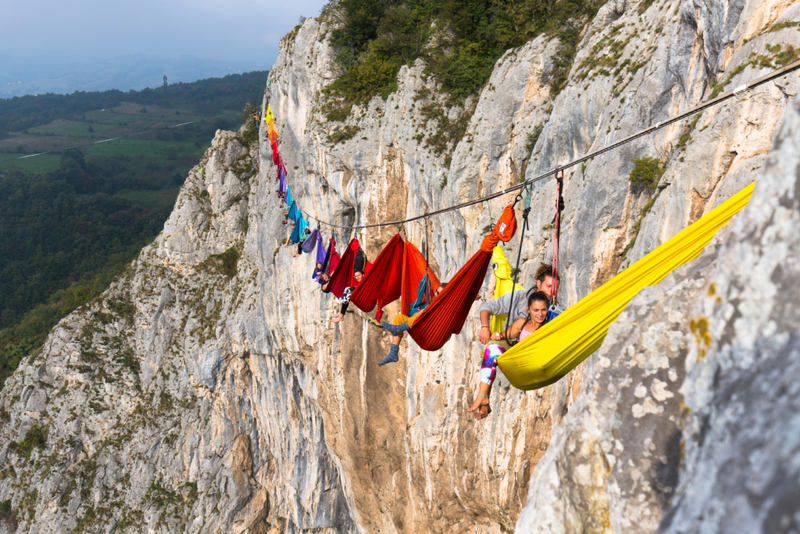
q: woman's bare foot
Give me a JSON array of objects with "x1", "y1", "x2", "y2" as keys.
[
  {"x1": 331, "y1": 313, "x2": 344, "y2": 323},
  {"x1": 467, "y1": 396, "x2": 491, "y2": 420},
  {"x1": 292, "y1": 251, "x2": 301, "y2": 257}
]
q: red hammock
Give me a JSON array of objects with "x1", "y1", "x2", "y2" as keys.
[
  {"x1": 326, "y1": 239, "x2": 371, "y2": 298},
  {"x1": 327, "y1": 239, "x2": 360, "y2": 298},
  {"x1": 350, "y1": 235, "x2": 404, "y2": 317},
  {"x1": 406, "y1": 205, "x2": 515, "y2": 351},
  {"x1": 348, "y1": 236, "x2": 442, "y2": 321},
  {"x1": 323, "y1": 238, "x2": 341, "y2": 275}
]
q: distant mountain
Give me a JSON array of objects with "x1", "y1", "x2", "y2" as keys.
[{"x1": 0, "y1": 53, "x2": 265, "y2": 98}]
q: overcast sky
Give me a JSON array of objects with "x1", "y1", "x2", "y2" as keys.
[{"x1": 0, "y1": 0, "x2": 328, "y2": 91}]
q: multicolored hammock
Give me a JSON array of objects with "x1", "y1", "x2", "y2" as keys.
[
  {"x1": 358, "y1": 204, "x2": 518, "y2": 351},
  {"x1": 497, "y1": 182, "x2": 755, "y2": 390}
]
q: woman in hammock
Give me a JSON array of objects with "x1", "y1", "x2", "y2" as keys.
[
  {"x1": 377, "y1": 282, "x2": 447, "y2": 366},
  {"x1": 468, "y1": 291, "x2": 553, "y2": 420}
]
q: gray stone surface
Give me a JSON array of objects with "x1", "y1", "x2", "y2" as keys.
[{"x1": 516, "y1": 86, "x2": 800, "y2": 534}]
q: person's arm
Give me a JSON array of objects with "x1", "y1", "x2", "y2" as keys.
[
  {"x1": 491, "y1": 317, "x2": 526, "y2": 342},
  {"x1": 479, "y1": 309, "x2": 492, "y2": 343},
  {"x1": 478, "y1": 292, "x2": 512, "y2": 316},
  {"x1": 478, "y1": 293, "x2": 510, "y2": 342}
]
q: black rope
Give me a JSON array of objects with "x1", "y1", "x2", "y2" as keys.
[
  {"x1": 294, "y1": 59, "x2": 800, "y2": 230},
  {"x1": 551, "y1": 170, "x2": 565, "y2": 309},
  {"x1": 502, "y1": 197, "x2": 531, "y2": 346}
]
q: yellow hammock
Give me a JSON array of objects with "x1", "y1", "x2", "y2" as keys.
[
  {"x1": 490, "y1": 246, "x2": 525, "y2": 334},
  {"x1": 497, "y1": 182, "x2": 755, "y2": 390}
]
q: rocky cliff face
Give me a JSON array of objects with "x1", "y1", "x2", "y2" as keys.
[
  {"x1": 516, "y1": 94, "x2": 800, "y2": 534},
  {"x1": 0, "y1": 0, "x2": 798, "y2": 532}
]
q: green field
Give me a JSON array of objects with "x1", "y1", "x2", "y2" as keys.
[
  {"x1": 29, "y1": 120, "x2": 116, "y2": 137},
  {"x1": 0, "y1": 70, "x2": 266, "y2": 390},
  {"x1": 84, "y1": 137, "x2": 202, "y2": 159},
  {"x1": 0, "y1": 152, "x2": 62, "y2": 173}
]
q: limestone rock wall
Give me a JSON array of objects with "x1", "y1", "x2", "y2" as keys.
[
  {"x1": 0, "y1": 0, "x2": 798, "y2": 532},
  {"x1": 516, "y1": 93, "x2": 800, "y2": 534}
]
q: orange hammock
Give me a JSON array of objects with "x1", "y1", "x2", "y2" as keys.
[
  {"x1": 407, "y1": 204, "x2": 517, "y2": 351},
  {"x1": 401, "y1": 241, "x2": 441, "y2": 316},
  {"x1": 349, "y1": 235, "x2": 441, "y2": 321}
]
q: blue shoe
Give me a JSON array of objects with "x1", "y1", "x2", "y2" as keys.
[
  {"x1": 381, "y1": 321, "x2": 410, "y2": 336},
  {"x1": 379, "y1": 344, "x2": 400, "y2": 366}
]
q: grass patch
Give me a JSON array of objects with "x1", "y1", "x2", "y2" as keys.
[
  {"x1": 327, "y1": 125, "x2": 361, "y2": 144},
  {"x1": 10, "y1": 423, "x2": 48, "y2": 459},
  {"x1": 204, "y1": 246, "x2": 241, "y2": 278},
  {"x1": 628, "y1": 156, "x2": 665, "y2": 193},
  {"x1": 321, "y1": 0, "x2": 605, "y2": 120},
  {"x1": 0, "y1": 153, "x2": 62, "y2": 174}
]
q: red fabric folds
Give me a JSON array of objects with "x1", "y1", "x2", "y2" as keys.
[
  {"x1": 327, "y1": 239, "x2": 360, "y2": 298},
  {"x1": 328, "y1": 239, "x2": 341, "y2": 274},
  {"x1": 350, "y1": 235, "x2": 404, "y2": 314},
  {"x1": 406, "y1": 248, "x2": 493, "y2": 351}
]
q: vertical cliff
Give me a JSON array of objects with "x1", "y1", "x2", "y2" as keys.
[{"x1": 0, "y1": 0, "x2": 797, "y2": 532}]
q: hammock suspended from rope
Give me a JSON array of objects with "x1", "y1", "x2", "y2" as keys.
[
  {"x1": 314, "y1": 231, "x2": 326, "y2": 265},
  {"x1": 290, "y1": 214, "x2": 308, "y2": 244},
  {"x1": 348, "y1": 236, "x2": 442, "y2": 322},
  {"x1": 406, "y1": 203, "x2": 518, "y2": 352},
  {"x1": 287, "y1": 201, "x2": 300, "y2": 223},
  {"x1": 301, "y1": 224, "x2": 320, "y2": 253},
  {"x1": 326, "y1": 239, "x2": 371, "y2": 298},
  {"x1": 401, "y1": 241, "x2": 441, "y2": 316},
  {"x1": 497, "y1": 182, "x2": 755, "y2": 390},
  {"x1": 349, "y1": 235, "x2": 405, "y2": 317},
  {"x1": 321, "y1": 237, "x2": 340, "y2": 276}
]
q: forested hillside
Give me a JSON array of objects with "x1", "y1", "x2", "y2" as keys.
[
  {"x1": 0, "y1": 71, "x2": 268, "y2": 133},
  {"x1": 0, "y1": 72, "x2": 266, "y2": 387},
  {"x1": 321, "y1": 0, "x2": 603, "y2": 110}
]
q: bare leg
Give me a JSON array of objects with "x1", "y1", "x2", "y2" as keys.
[{"x1": 467, "y1": 382, "x2": 492, "y2": 420}]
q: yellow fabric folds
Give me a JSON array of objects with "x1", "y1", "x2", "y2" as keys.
[
  {"x1": 497, "y1": 182, "x2": 755, "y2": 390},
  {"x1": 490, "y1": 246, "x2": 525, "y2": 334}
]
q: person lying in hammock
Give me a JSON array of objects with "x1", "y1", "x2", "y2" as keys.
[
  {"x1": 313, "y1": 261, "x2": 324, "y2": 281},
  {"x1": 330, "y1": 269, "x2": 364, "y2": 323},
  {"x1": 376, "y1": 282, "x2": 447, "y2": 366},
  {"x1": 477, "y1": 262, "x2": 562, "y2": 344},
  {"x1": 468, "y1": 290, "x2": 554, "y2": 420},
  {"x1": 292, "y1": 227, "x2": 312, "y2": 257}
]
